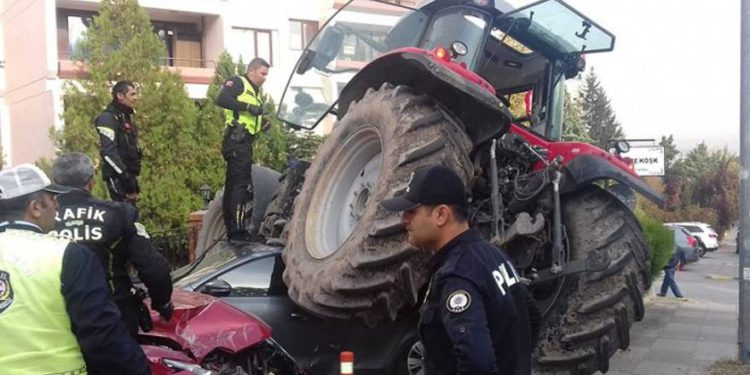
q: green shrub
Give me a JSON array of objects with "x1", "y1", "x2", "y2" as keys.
[{"x1": 635, "y1": 209, "x2": 674, "y2": 281}]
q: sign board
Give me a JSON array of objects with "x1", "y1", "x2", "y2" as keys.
[{"x1": 623, "y1": 145, "x2": 665, "y2": 176}]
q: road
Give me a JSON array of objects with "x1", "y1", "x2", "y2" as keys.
[{"x1": 601, "y1": 236, "x2": 740, "y2": 375}]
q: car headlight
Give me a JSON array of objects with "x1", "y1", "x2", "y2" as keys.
[{"x1": 162, "y1": 359, "x2": 214, "y2": 375}]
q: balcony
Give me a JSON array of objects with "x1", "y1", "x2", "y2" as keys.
[
  {"x1": 57, "y1": 7, "x2": 220, "y2": 85},
  {"x1": 333, "y1": 0, "x2": 419, "y2": 14},
  {"x1": 58, "y1": 57, "x2": 215, "y2": 84}
]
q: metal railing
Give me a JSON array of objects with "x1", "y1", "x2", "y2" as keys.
[{"x1": 151, "y1": 226, "x2": 195, "y2": 269}]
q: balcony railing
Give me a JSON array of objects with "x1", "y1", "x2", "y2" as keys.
[{"x1": 163, "y1": 57, "x2": 216, "y2": 69}]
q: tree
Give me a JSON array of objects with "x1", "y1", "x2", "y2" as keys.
[
  {"x1": 659, "y1": 135, "x2": 680, "y2": 170},
  {"x1": 641, "y1": 141, "x2": 740, "y2": 238},
  {"x1": 562, "y1": 88, "x2": 593, "y2": 143},
  {"x1": 580, "y1": 69, "x2": 624, "y2": 149},
  {"x1": 55, "y1": 0, "x2": 221, "y2": 231}
]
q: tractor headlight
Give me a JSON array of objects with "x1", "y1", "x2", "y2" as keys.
[
  {"x1": 471, "y1": 0, "x2": 494, "y2": 7},
  {"x1": 451, "y1": 41, "x2": 468, "y2": 57},
  {"x1": 614, "y1": 140, "x2": 631, "y2": 154}
]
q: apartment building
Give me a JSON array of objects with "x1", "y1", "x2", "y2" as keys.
[{"x1": 0, "y1": 0, "x2": 334, "y2": 165}]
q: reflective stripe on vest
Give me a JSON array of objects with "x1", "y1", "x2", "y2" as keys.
[
  {"x1": 0, "y1": 230, "x2": 87, "y2": 375},
  {"x1": 224, "y1": 76, "x2": 263, "y2": 135}
]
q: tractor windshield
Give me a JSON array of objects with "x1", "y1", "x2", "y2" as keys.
[
  {"x1": 277, "y1": 0, "x2": 614, "y2": 133},
  {"x1": 498, "y1": 0, "x2": 614, "y2": 55}
]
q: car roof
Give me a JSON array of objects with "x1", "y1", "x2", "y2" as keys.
[{"x1": 668, "y1": 222, "x2": 712, "y2": 227}]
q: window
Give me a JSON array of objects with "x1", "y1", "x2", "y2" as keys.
[
  {"x1": 290, "y1": 19, "x2": 319, "y2": 51},
  {"x1": 337, "y1": 22, "x2": 390, "y2": 63},
  {"x1": 57, "y1": 9, "x2": 96, "y2": 60},
  {"x1": 217, "y1": 255, "x2": 286, "y2": 297},
  {"x1": 153, "y1": 21, "x2": 204, "y2": 68},
  {"x1": 56, "y1": 8, "x2": 204, "y2": 67},
  {"x1": 232, "y1": 28, "x2": 273, "y2": 66},
  {"x1": 681, "y1": 225, "x2": 704, "y2": 233}
]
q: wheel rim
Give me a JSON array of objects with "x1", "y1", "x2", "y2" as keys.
[
  {"x1": 407, "y1": 341, "x2": 424, "y2": 375},
  {"x1": 306, "y1": 125, "x2": 383, "y2": 259}
]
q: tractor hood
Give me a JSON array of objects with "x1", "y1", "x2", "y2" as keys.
[{"x1": 141, "y1": 290, "x2": 272, "y2": 363}]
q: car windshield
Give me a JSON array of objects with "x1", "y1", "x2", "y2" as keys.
[
  {"x1": 498, "y1": 0, "x2": 615, "y2": 55},
  {"x1": 681, "y1": 225, "x2": 704, "y2": 233},
  {"x1": 173, "y1": 245, "x2": 257, "y2": 288}
]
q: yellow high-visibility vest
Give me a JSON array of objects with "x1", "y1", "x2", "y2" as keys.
[
  {"x1": 0, "y1": 229, "x2": 87, "y2": 375},
  {"x1": 225, "y1": 75, "x2": 263, "y2": 135}
]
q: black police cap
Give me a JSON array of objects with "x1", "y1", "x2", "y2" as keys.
[{"x1": 380, "y1": 165, "x2": 468, "y2": 212}]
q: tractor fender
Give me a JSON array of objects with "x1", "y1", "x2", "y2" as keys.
[
  {"x1": 338, "y1": 48, "x2": 512, "y2": 145},
  {"x1": 560, "y1": 154, "x2": 666, "y2": 208}
]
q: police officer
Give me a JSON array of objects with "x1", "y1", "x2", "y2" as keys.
[
  {"x1": 0, "y1": 164, "x2": 149, "y2": 375},
  {"x1": 381, "y1": 165, "x2": 538, "y2": 375},
  {"x1": 215, "y1": 57, "x2": 270, "y2": 241},
  {"x1": 52, "y1": 152, "x2": 173, "y2": 337},
  {"x1": 95, "y1": 80, "x2": 142, "y2": 206}
]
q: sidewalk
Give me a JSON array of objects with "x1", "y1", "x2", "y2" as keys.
[{"x1": 601, "y1": 238, "x2": 740, "y2": 375}]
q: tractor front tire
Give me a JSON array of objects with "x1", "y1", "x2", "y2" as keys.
[{"x1": 282, "y1": 84, "x2": 473, "y2": 325}]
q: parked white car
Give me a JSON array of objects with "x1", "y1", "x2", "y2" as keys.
[{"x1": 666, "y1": 222, "x2": 720, "y2": 251}]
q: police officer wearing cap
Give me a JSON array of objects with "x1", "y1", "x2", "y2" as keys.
[
  {"x1": 52, "y1": 152, "x2": 173, "y2": 337},
  {"x1": 0, "y1": 164, "x2": 149, "y2": 375},
  {"x1": 381, "y1": 165, "x2": 538, "y2": 375}
]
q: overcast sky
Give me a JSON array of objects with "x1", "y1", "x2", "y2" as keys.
[{"x1": 507, "y1": 0, "x2": 741, "y2": 155}]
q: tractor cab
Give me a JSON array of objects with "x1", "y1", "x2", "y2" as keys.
[{"x1": 279, "y1": 0, "x2": 614, "y2": 140}]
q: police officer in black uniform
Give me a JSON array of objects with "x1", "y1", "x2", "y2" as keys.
[
  {"x1": 381, "y1": 165, "x2": 539, "y2": 375},
  {"x1": 52, "y1": 152, "x2": 173, "y2": 337},
  {"x1": 95, "y1": 80, "x2": 142, "y2": 206}
]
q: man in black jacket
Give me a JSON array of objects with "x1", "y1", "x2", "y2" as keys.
[
  {"x1": 381, "y1": 165, "x2": 538, "y2": 375},
  {"x1": 215, "y1": 58, "x2": 270, "y2": 241},
  {"x1": 0, "y1": 163, "x2": 149, "y2": 374},
  {"x1": 52, "y1": 152, "x2": 173, "y2": 337},
  {"x1": 95, "y1": 80, "x2": 142, "y2": 206}
]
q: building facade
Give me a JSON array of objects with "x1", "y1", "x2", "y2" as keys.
[{"x1": 0, "y1": 0, "x2": 334, "y2": 165}]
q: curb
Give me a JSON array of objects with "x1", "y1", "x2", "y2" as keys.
[{"x1": 706, "y1": 275, "x2": 738, "y2": 281}]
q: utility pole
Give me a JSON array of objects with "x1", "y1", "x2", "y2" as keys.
[{"x1": 740, "y1": 0, "x2": 750, "y2": 363}]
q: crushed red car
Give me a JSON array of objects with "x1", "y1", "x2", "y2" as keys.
[{"x1": 140, "y1": 290, "x2": 305, "y2": 375}]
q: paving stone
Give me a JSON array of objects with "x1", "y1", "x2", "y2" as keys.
[
  {"x1": 700, "y1": 325, "x2": 737, "y2": 337},
  {"x1": 652, "y1": 338, "x2": 696, "y2": 352},
  {"x1": 696, "y1": 332, "x2": 737, "y2": 344},
  {"x1": 633, "y1": 360, "x2": 692, "y2": 375},
  {"x1": 692, "y1": 342, "x2": 738, "y2": 361},
  {"x1": 644, "y1": 348, "x2": 698, "y2": 363}
]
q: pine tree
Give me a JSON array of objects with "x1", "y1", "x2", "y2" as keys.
[
  {"x1": 562, "y1": 88, "x2": 592, "y2": 143},
  {"x1": 659, "y1": 134, "x2": 680, "y2": 170},
  {"x1": 580, "y1": 69, "x2": 624, "y2": 149},
  {"x1": 55, "y1": 0, "x2": 219, "y2": 231}
]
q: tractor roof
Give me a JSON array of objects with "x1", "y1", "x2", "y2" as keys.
[{"x1": 388, "y1": 0, "x2": 615, "y2": 57}]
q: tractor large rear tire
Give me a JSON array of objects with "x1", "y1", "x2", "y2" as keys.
[
  {"x1": 283, "y1": 84, "x2": 473, "y2": 325},
  {"x1": 534, "y1": 187, "x2": 651, "y2": 374},
  {"x1": 195, "y1": 166, "x2": 281, "y2": 258}
]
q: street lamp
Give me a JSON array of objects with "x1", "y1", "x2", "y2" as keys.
[{"x1": 200, "y1": 184, "x2": 211, "y2": 210}]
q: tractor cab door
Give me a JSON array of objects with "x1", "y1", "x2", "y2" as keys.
[
  {"x1": 477, "y1": 0, "x2": 615, "y2": 139},
  {"x1": 277, "y1": 0, "x2": 428, "y2": 131}
]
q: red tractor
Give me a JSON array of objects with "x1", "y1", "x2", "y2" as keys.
[{"x1": 199, "y1": 0, "x2": 664, "y2": 373}]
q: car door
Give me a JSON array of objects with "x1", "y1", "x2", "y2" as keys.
[
  {"x1": 196, "y1": 254, "x2": 309, "y2": 363},
  {"x1": 199, "y1": 252, "x2": 422, "y2": 374}
]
